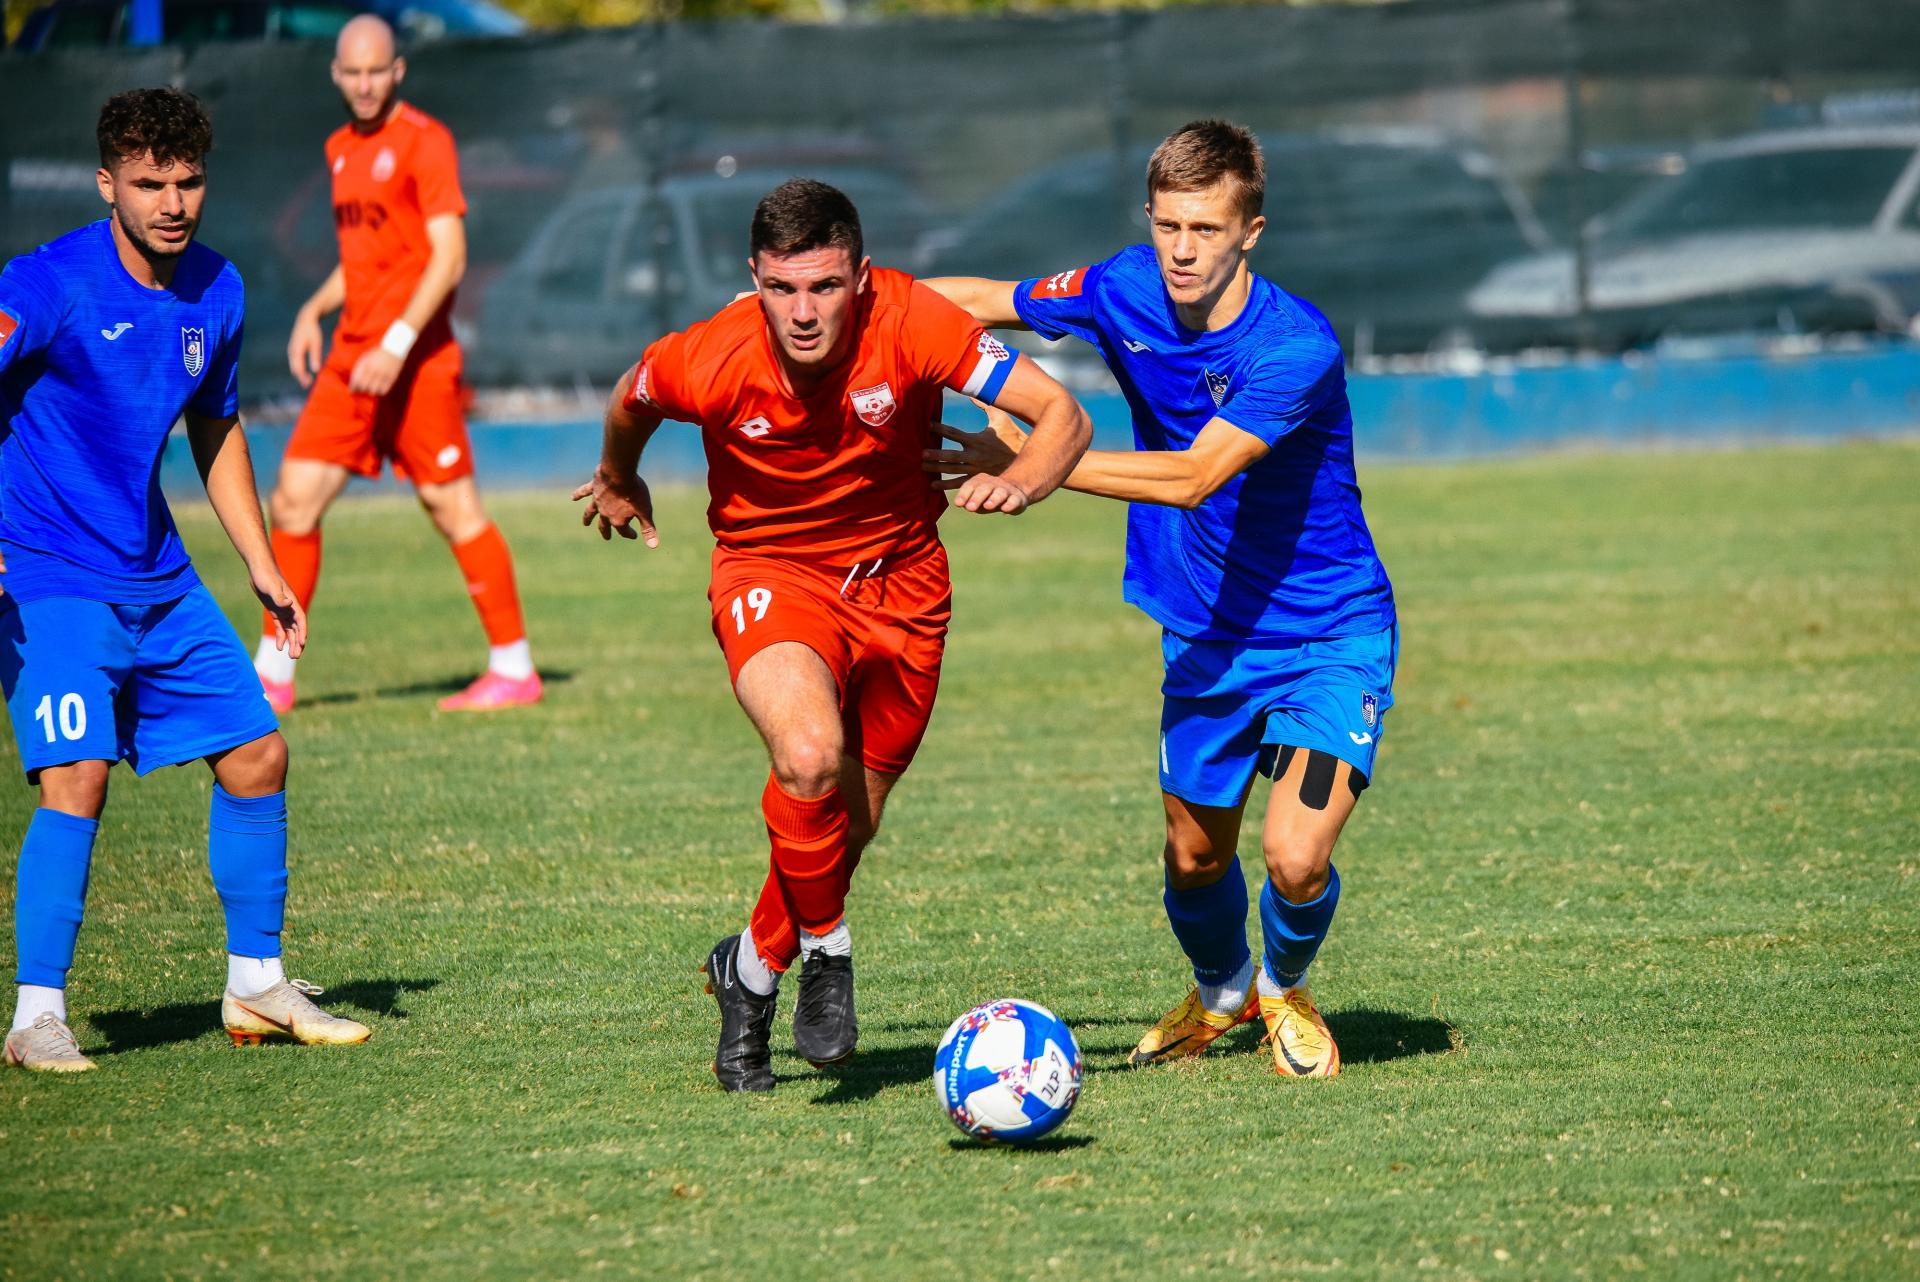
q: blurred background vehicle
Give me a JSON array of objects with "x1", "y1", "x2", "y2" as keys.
[
  {"x1": 7, "y1": 0, "x2": 523, "y2": 49},
  {"x1": 1467, "y1": 126, "x2": 1920, "y2": 352},
  {"x1": 469, "y1": 161, "x2": 931, "y2": 385},
  {"x1": 917, "y1": 130, "x2": 1550, "y2": 363}
]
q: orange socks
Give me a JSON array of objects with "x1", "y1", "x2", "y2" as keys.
[
  {"x1": 748, "y1": 775, "x2": 851, "y2": 973},
  {"x1": 261, "y1": 528, "x2": 321, "y2": 640},
  {"x1": 450, "y1": 523, "x2": 526, "y2": 647}
]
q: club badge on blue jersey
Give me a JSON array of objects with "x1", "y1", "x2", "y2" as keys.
[
  {"x1": 1205, "y1": 368, "x2": 1231, "y2": 406},
  {"x1": 181, "y1": 327, "x2": 205, "y2": 377},
  {"x1": 1361, "y1": 692, "x2": 1378, "y2": 729}
]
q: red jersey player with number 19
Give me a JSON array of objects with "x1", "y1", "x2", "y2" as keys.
[
  {"x1": 574, "y1": 179, "x2": 1090, "y2": 1093},
  {"x1": 257, "y1": 15, "x2": 539, "y2": 714}
]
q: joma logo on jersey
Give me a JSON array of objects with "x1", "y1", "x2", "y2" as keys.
[
  {"x1": 180, "y1": 328, "x2": 205, "y2": 377},
  {"x1": 1038, "y1": 268, "x2": 1087, "y2": 297},
  {"x1": 850, "y1": 382, "x2": 896, "y2": 427}
]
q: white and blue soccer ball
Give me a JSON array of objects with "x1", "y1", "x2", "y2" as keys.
[{"x1": 933, "y1": 998, "x2": 1081, "y2": 1144}]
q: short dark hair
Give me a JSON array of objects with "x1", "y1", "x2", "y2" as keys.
[
  {"x1": 1147, "y1": 119, "x2": 1265, "y2": 222},
  {"x1": 750, "y1": 178, "x2": 863, "y2": 266},
  {"x1": 97, "y1": 87, "x2": 214, "y2": 171}
]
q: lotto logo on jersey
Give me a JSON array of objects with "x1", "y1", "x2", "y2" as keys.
[
  {"x1": 0, "y1": 308, "x2": 17, "y2": 352},
  {"x1": 181, "y1": 327, "x2": 205, "y2": 377},
  {"x1": 1037, "y1": 268, "x2": 1088, "y2": 297},
  {"x1": 851, "y1": 382, "x2": 897, "y2": 427}
]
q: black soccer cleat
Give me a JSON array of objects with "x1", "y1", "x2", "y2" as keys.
[
  {"x1": 793, "y1": 950, "x2": 857, "y2": 1068},
  {"x1": 703, "y1": 934, "x2": 777, "y2": 1093}
]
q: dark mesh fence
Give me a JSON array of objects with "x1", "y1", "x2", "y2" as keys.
[{"x1": 7, "y1": 0, "x2": 1920, "y2": 398}]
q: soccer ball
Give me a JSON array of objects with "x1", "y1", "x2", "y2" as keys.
[{"x1": 933, "y1": 999, "x2": 1081, "y2": 1144}]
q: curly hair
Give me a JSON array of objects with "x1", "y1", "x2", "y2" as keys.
[{"x1": 96, "y1": 87, "x2": 214, "y2": 170}]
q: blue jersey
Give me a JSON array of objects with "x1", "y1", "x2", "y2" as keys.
[
  {"x1": 1015, "y1": 244, "x2": 1394, "y2": 643},
  {"x1": 0, "y1": 220, "x2": 244, "y2": 604}
]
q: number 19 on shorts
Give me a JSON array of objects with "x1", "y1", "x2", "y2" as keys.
[
  {"x1": 729, "y1": 588, "x2": 773, "y2": 634},
  {"x1": 34, "y1": 693, "x2": 87, "y2": 743}
]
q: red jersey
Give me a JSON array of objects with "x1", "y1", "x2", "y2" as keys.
[
  {"x1": 324, "y1": 102, "x2": 466, "y2": 354},
  {"x1": 626, "y1": 269, "x2": 1021, "y2": 563}
]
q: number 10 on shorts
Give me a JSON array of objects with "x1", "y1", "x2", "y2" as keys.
[
  {"x1": 34, "y1": 692, "x2": 87, "y2": 743},
  {"x1": 730, "y1": 588, "x2": 773, "y2": 634}
]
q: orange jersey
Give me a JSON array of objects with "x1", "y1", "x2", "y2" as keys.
[
  {"x1": 626, "y1": 269, "x2": 1022, "y2": 563},
  {"x1": 324, "y1": 102, "x2": 466, "y2": 353}
]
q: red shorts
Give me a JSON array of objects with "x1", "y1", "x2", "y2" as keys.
[
  {"x1": 709, "y1": 543, "x2": 952, "y2": 776},
  {"x1": 286, "y1": 340, "x2": 474, "y2": 484}
]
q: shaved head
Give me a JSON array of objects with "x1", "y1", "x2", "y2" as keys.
[
  {"x1": 335, "y1": 13, "x2": 396, "y2": 62},
  {"x1": 331, "y1": 14, "x2": 404, "y2": 129}
]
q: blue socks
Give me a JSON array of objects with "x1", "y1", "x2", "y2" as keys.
[
  {"x1": 207, "y1": 786, "x2": 288, "y2": 960},
  {"x1": 14, "y1": 809, "x2": 100, "y2": 988},
  {"x1": 1162, "y1": 855, "x2": 1252, "y2": 986},
  {"x1": 1259, "y1": 863, "x2": 1341, "y2": 989}
]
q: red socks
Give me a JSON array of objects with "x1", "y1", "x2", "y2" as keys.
[
  {"x1": 747, "y1": 775, "x2": 851, "y2": 973},
  {"x1": 262, "y1": 528, "x2": 321, "y2": 638},
  {"x1": 450, "y1": 523, "x2": 527, "y2": 646}
]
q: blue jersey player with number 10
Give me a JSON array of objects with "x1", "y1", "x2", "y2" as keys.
[
  {"x1": 0, "y1": 89, "x2": 370, "y2": 1072},
  {"x1": 927, "y1": 120, "x2": 1396, "y2": 1078}
]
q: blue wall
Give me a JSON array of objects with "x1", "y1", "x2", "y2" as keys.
[{"x1": 162, "y1": 342, "x2": 1920, "y2": 497}]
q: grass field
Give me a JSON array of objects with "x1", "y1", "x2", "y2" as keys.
[{"x1": 2, "y1": 442, "x2": 1916, "y2": 1281}]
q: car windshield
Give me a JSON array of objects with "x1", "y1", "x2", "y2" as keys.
[{"x1": 1600, "y1": 145, "x2": 1912, "y2": 243}]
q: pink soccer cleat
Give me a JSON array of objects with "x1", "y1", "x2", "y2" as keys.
[
  {"x1": 259, "y1": 674, "x2": 296, "y2": 714},
  {"x1": 437, "y1": 670, "x2": 543, "y2": 712}
]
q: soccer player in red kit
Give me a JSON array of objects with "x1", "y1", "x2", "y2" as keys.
[
  {"x1": 575, "y1": 179, "x2": 1091, "y2": 1092},
  {"x1": 255, "y1": 14, "x2": 539, "y2": 713}
]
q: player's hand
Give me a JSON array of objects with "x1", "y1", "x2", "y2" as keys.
[
  {"x1": 571, "y1": 464, "x2": 658, "y2": 546},
  {"x1": 287, "y1": 310, "x2": 326, "y2": 389},
  {"x1": 348, "y1": 347, "x2": 405, "y2": 397},
  {"x1": 951, "y1": 472, "x2": 1030, "y2": 515},
  {"x1": 253, "y1": 567, "x2": 307, "y2": 660},
  {"x1": 924, "y1": 422, "x2": 1020, "y2": 485}
]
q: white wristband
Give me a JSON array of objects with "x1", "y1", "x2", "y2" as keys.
[{"x1": 380, "y1": 320, "x2": 418, "y2": 361}]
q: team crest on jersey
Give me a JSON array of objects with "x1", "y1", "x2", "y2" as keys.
[
  {"x1": 372, "y1": 147, "x2": 397, "y2": 182},
  {"x1": 1361, "y1": 692, "x2": 1378, "y2": 729},
  {"x1": 976, "y1": 333, "x2": 1010, "y2": 362},
  {"x1": 1205, "y1": 368, "x2": 1231, "y2": 407},
  {"x1": 851, "y1": 382, "x2": 897, "y2": 427},
  {"x1": 181, "y1": 327, "x2": 205, "y2": 377}
]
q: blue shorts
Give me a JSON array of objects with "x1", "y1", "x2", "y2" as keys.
[
  {"x1": 1158, "y1": 625, "x2": 1398, "y2": 808},
  {"x1": 0, "y1": 586, "x2": 279, "y2": 781}
]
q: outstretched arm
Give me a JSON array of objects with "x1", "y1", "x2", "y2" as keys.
[
  {"x1": 929, "y1": 404, "x2": 1269, "y2": 511},
  {"x1": 186, "y1": 412, "x2": 306, "y2": 656},
  {"x1": 921, "y1": 277, "x2": 1026, "y2": 330},
  {"x1": 571, "y1": 360, "x2": 664, "y2": 546}
]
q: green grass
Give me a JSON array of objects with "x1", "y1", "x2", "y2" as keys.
[{"x1": 3, "y1": 443, "x2": 1917, "y2": 1280}]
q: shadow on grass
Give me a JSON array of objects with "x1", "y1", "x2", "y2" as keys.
[
  {"x1": 302, "y1": 670, "x2": 576, "y2": 708},
  {"x1": 1327, "y1": 1007, "x2": 1457, "y2": 1064},
  {"x1": 88, "y1": 976, "x2": 440, "y2": 1056},
  {"x1": 947, "y1": 1134, "x2": 1096, "y2": 1153}
]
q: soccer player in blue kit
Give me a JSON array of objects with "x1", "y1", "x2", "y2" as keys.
[
  {"x1": 0, "y1": 89, "x2": 369, "y2": 1071},
  {"x1": 927, "y1": 121, "x2": 1395, "y2": 1077}
]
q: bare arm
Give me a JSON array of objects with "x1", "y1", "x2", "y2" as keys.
[
  {"x1": 347, "y1": 214, "x2": 468, "y2": 396},
  {"x1": 570, "y1": 361, "x2": 665, "y2": 546},
  {"x1": 287, "y1": 264, "x2": 346, "y2": 388},
  {"x1": 185, "y1": 412, "x2": 306, "y2": 656},
  {"x1": 921, "y1": 277, "x2": 1027, "y2": 330},
  {"x1": 930, "y1": 409, "x2": 1269, "y2": 511},
  {"x1": 948, "y1": 357, "x2": 1089, "y2": 513}
]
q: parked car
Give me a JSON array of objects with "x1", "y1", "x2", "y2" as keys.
[
  {"x1": 918, "y1": 128, "x2": 1551, "y2": 360},
  {"x1": 8, "y1": 0, "x2": 523, "y2": 50},
  {"x1": 469, "y1": 165, "x2": 932, "y2": 385},
  {"x1": 1466, "y1": 126, "x2": 1920, "y2": 351}
]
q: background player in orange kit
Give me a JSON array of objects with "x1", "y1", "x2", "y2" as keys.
[
  {"x1": 574, "y1": 179, "x2": 1091, "y2": 1093},
  {"x1": 255, "y1": 14, "x2": 539, "y2": 713}
]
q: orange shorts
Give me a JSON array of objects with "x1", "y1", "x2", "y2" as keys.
[
  {"x1": 286, "y1": 339, "x2": 474, "y2": 484},
  {"x1": 709, "y1": 542, "x2": 952, "y2": 776}
]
